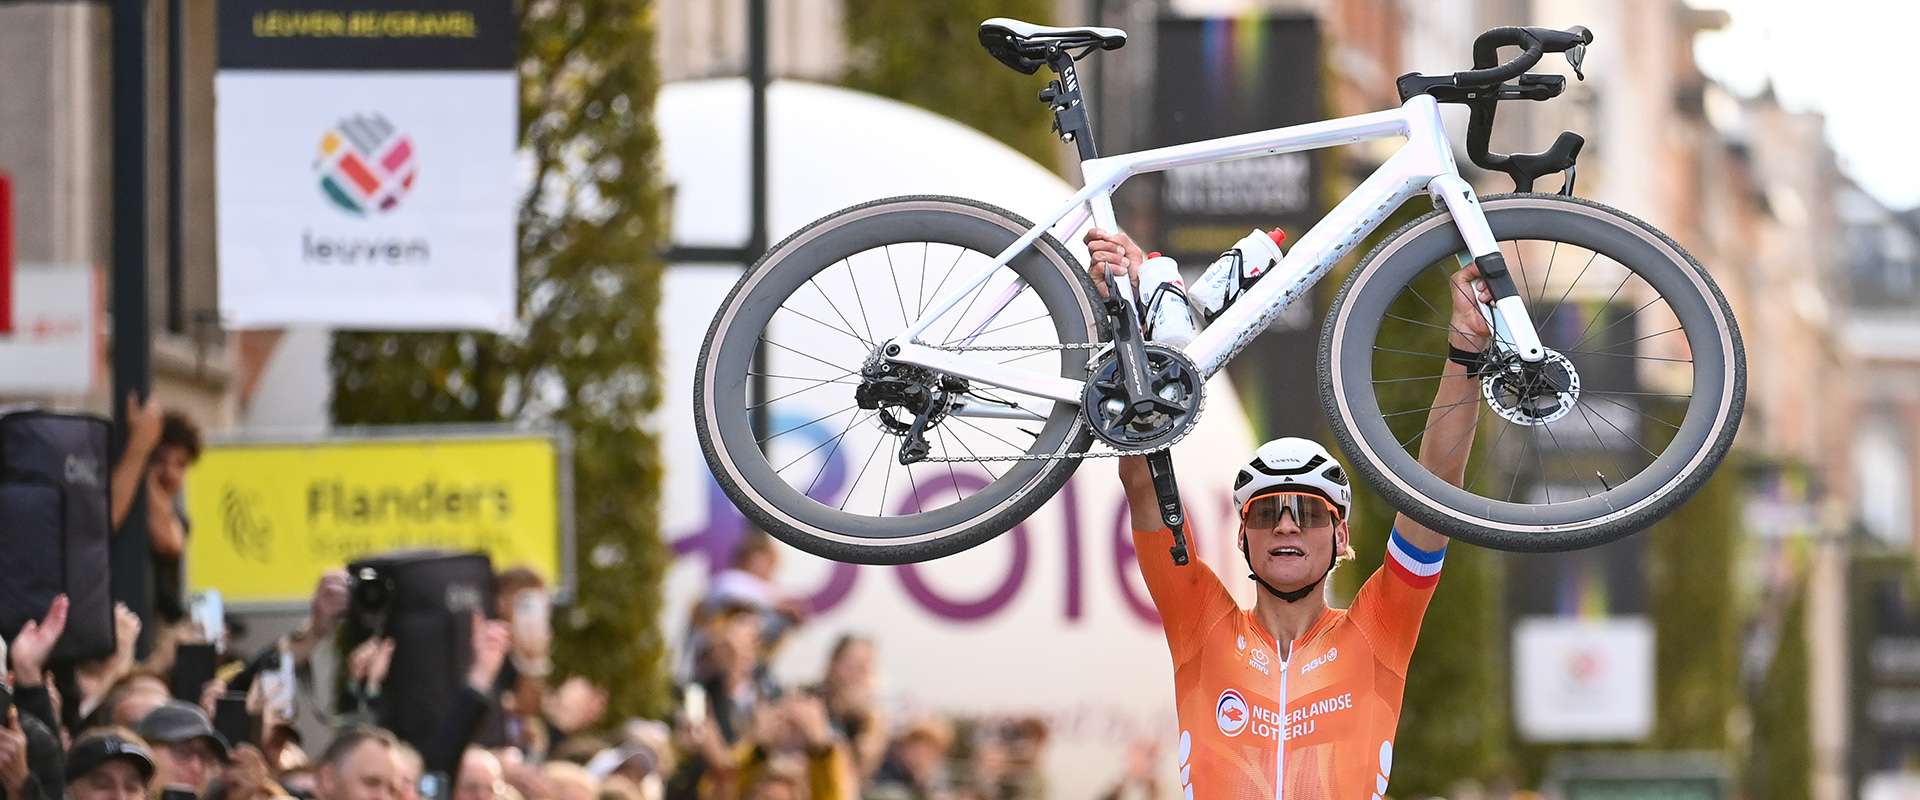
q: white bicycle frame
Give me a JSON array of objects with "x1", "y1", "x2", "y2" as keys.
[{"x1": 884, "y1": 93, "x2": 1548, "y2": 413}]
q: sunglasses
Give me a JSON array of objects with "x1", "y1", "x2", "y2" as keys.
[{"x1": 1240, "y1": 492, "x2": 1341, "y2": 530}]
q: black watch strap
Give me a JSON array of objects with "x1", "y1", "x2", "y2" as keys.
[{"x1": 1448, "y1": 345, "x2": 1491, "y2": 376}]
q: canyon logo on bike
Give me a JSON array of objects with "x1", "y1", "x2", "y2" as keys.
[{"x1": 1141, "y1": 526, "x2": 1442, "y2": 800}]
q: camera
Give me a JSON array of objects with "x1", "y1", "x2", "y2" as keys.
[{"x1": 348, "y1": 566, "x2": 396, "y2": 638}]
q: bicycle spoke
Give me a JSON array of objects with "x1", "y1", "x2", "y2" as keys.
[
  {"x1": 1382, "y1": 396, "x2": 1484, "y2": 421},
  {"x1": 1585, "y1": 389, "x2": 1694, "y2": 399},
  {"x1": 922, "y1": 245, "x2": 969, "y2": 318},
  {"x1": 934, "y1": 427, "x2": 963, "y2": 504},
  {"x1": 1464, "y1": 399, "x2": 1518, "y2": 499},
  {"x1": 1383, "y1": 312, "x2": 1490, "y2": 343},
  {"x1": 964, "y1": 312, "x2": 1055, "y2": 341},
  {"x1": 1536, "y1": 250, "x2": 1601, "y2": 333},
  {"x1": 878, "y1": 435, "x2": 896, "y2": 517},
  {"x1": 843, "y1": 259, "x2": 880, "y2": 345},
  {"x1": 1557, "y1": 349, "x2": 1693, "y2": 364},
  {"x1": 1583, "y1": 391, "x2": 1682, "y2": 432},
  {"x1": 761, "y1": 337, "x2": 861, "y2": 376},
  {"x1": 1569, "y1": 293, "x2": 1667, "y2": 353},
  {"x1": 1396, "y1": 393, "x2": 1478, "y2": 450},
  {"x1": 804, "y1": 408, "x2": 871, "y2": 499},
  {"x1": 941, "y1": 421, "x2": 1003, "y2": 483},
  {"x1": 884, "y1": 245, "x2": 910, "y2": 332},
  {"x1": 841, "y1": 422, "x2": 890, "y2": 512},
  {"x1": 1537, "y1": 417, "x2": 1585, "y2": 497},
  {"x1": 1575, "y1": 403, "x2": 1640, "y2": 482},
  {"x1": 948, "y1": 415, "x2": 1034, "y2": 458},
  {"x1": 1580, "y1": 398, "x2": 1662, "y2": 460},
  {"x1": 916, "y1": 243, "x2": 929, "y2": 318},
  {"x1": 758, "y1": 402, "x2": 861, "y2": 447},
  {"x1": 774, "y1": 304, "x2": 873, "y2": 348},
  {"x1": 750, "y1": 372, "x2": 861, "y2": 411},
  {"x1": 807, "y1": 270, "x2": 873, "y2": 349},
  {"x1": 1566, "y1": 269, "x2": 1633, "y2": 351},
  {"x1": 1372, "y1": 373, "x2": 1447, "y2": 385},
  {"x1": 1373, "y1": 345, "x2": 1452, "y2": 360},
  {"x1": 781, "y1": 406, "x2": 862, "y2": 483}
]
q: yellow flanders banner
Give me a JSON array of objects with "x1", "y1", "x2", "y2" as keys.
[{"x1": 185, "y1": 433, "x2": 564, "y2": 605}]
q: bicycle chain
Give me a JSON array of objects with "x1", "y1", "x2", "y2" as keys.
[{"x1": 912, "y1": 340, "x2": 1205, "y2": 462}]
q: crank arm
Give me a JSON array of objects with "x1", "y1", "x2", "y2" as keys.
[{"x1": 1145, "y1": 450, "x2": 1190, "y2": 566}]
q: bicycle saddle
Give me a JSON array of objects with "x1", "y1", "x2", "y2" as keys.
[{"x1": 979, "y1": 17, "x2": 1127, "y2": 74}]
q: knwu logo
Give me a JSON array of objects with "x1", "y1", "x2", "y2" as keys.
[{"x1": 315, "y1": 114, "x2": 418, "y2": 216}]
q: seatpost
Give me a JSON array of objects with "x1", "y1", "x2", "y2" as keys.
[{"x1": 1044, "y1": 50, "x2": 1098, "y2": 161}]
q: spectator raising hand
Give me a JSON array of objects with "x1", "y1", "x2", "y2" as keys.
[
  {"x1": 10, "y1": 594, "x2": 68, "y2": 688},
  {"x1": 467, "y1": 609, "x2": 511, "y2": 694},
  {"x1": 0, "y1": 710, "x2": 30, "y2": 800}
]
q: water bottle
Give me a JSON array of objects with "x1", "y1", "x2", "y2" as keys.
[
  {"x1": 1189, "y1": 228, "x2": 1287, "y2": 321},
  {"x1": 1137, "y1": 253, "x2": 1197, "y2": 349}
]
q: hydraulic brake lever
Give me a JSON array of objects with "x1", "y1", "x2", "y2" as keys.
[{"x1": 1146, "y1": 450, "x2": 1190, "y2": 566}]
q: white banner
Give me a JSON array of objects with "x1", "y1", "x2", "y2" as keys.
[
  {"x1": 0, "y1": 264, "x2": 99, "y2": 395},
  {"x1": 215, "y1": 72, "x2": 517, "y2": 330},
  {"x1": 1513, "y1": 616, "x2": 1655, "y2": 741}
]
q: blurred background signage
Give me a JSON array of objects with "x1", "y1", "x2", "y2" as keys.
[
  {"x1": 1149, "y1": 15, "x2": 1323, "y2": 442},
  {"x1": 185, "y1": 427, "x2": 573, "y2": 607},
  {"x1": 214, "y1": 0, "x2": 518, "y2": 330},
  {"x1": 1513, "y1": 616, "x2": 1656, "y2": 742},
  {"x1": 1546, "y1": 752, "x2": 1730, "y2": 800},
  {"x1": 0, "y1": 263, "x2": 99, "y2": 395}
]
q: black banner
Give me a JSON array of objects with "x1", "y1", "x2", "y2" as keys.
[
  {"x1": 219, "y1": 0, "x2": 515, "y2": 70},
  {"x1": 1150, "y1": 15, "x2": 1322, "y2": 442}
]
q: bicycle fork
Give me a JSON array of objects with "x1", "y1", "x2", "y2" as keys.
[{"x1": 1429, "y1": 175, "x2": 1545, "y2": 362}]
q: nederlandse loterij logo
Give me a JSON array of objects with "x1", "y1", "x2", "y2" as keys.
[
  {"x1": 1216, "y1": 689, "x2": 1250, "y2": 737},
  {"x1": 314, "y1": 114, "x2": 417, "y2": 216}
]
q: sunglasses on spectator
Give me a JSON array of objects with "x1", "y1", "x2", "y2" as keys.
[{"x1": 1240, "y1": 493, "x2": 1340, "y2": 530}]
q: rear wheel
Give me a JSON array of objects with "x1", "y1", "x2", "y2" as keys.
[
  {"x1": 696, "y1": 196, "x2": 1104, "y2": 564},
  {"x1": 1321, "y1": 194, "x2": 1744, "y2": 551}
]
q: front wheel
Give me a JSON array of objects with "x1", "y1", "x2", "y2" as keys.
[
  {"x1": 696, "y1": 196, "x2": 1104, "y2": 565},
  {"x1": 1321, "y1": 194, "x2": 1745, "y2": 551}
]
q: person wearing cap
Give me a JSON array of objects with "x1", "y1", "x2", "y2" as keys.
[
  {"x1": 65, "y1": 728, "x2": 157, "y2": 800},
  {"x1": 137, "y1": 700, "x2": 231, "y2": 795},
  {"x1": 1086, "y1": 227, "x2": 1488, "y2": 799}
]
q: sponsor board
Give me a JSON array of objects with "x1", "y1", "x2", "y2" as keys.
[{"x1": 184, "y1": 428, "x2": 571, "y2": 605}]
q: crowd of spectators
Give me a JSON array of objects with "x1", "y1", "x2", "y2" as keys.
[{"x1": 0, "y1": 528, "x2": 1144, "y2": 800}]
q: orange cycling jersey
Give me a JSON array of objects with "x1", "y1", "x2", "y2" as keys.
[{"x1": 1134, "y1": 526, "x2": 1444, "y2": 800}]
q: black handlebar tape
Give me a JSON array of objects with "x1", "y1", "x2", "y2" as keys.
[{"x1": 1456, "y1": 25, "x2": 1590, "y2": 88}]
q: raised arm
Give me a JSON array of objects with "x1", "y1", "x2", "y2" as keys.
[
  {"x1": 1083, "y1": 227, "x2": 1167, "y2": 531},
  {"x1": 1393, "y1": 262, "x2": 1494, "y2": 553}
]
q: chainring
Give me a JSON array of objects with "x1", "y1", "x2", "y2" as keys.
[{"x1": 1083, "y1": 344, "x2": 1205, "y2": 451}]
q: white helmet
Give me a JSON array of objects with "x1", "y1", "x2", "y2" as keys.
[{"x1": 1231, "y1": 438, "x2": 1352, "y2": 519}]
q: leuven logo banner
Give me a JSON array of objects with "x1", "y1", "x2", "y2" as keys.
[{"x1": 215, "y1": 0, "x2": 516, "y2": 331}]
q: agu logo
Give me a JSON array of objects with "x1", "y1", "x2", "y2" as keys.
[
  {"x1": 1215, "y1": 689, "x2": 1250, "y2": 737},
  {"x1": 315, "y1": 114, "x2": 417, "y2": 216}
]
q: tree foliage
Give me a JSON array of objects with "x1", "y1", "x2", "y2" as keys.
[
  {"x1": 1646, "y1": 453, "x2": 1743, "y2": 751},
  {"x1": 843, "y1": 0, "x2": 1060, "y2": 166},
  {"x1": 329, "y1": 0, "x2": 671, "y2": 720}
]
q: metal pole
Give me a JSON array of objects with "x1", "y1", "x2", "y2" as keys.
[
  {"x1": 110, "y1": 0, "x2": 156, "y2": 654},
  {"x1": 166, "y1": 0, "x2": 184, "y2": 333},
  {"x1": 747, "y1": 0, "x2": 769, "y2": 448}
]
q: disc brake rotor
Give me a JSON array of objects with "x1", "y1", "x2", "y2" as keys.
[{"x1": 1482, "y1": 349, "x2": 1581, "y2": 426}]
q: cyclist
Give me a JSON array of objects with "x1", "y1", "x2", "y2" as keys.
[{"x1": 1085, "y1": 228, "x2": 1489, "y2": 800}]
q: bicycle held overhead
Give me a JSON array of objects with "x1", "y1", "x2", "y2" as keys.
[{"x1": 694, "y1": 18, "x2": 1744, "y2": 565}]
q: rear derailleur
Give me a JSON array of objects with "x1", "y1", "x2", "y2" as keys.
[{"x1": 855, "y1": 356, "x2": 967, "y2": 466}]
